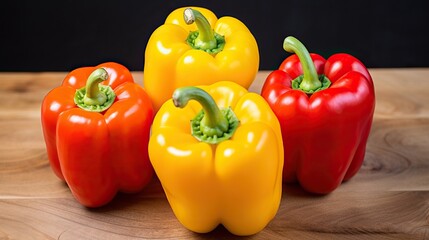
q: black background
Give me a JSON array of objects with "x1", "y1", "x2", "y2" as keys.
[{"x1": 2, "y1": 0, "x2": 428, "y2": 71}]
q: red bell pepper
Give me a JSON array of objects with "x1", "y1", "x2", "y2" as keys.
[
  {"x1": 261, "y1": 36, "x2": 375, "y2": 194},
  {"x1": 41, "y1": 62, "x2": 154, "y2": 207}
]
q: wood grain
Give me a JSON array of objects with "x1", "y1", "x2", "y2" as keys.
[{"x1": 0, "y1": 69, "x2": 428, "y2": 239}]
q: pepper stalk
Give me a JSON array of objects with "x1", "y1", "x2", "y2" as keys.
[
  {"x1": 284, "y1": 36, "x2": 331, "y2": 94},
  {"x1": 172, "y1": 86, "x2": 239, "y2": 144},
  {"x1": 184, "y1": 8, "x2": 225, "y2": 54},
  {"x1": 74, "y1": 68, "x2": 116, "y2": 112}
]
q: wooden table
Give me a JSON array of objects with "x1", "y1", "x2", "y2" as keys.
[{"x1": 1, "y1": 69, "x2": 428, "y2": 239}]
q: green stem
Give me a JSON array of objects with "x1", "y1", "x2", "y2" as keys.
[
  {"x1": 74, "y1": 68, "x2": 116, "y2": 112},
  {"x1": 173, "y1": 87, "x2": 239, "y2": 144},
  {"x1": 184, "y1": 8, "x2": 225, "y2": 54},
  {"x1": 184, "y1": 8, "x2": 216, "y2": 50},
  {"x1": 284, "y1": 36, "x2": 323, "y2": 93},
  {"x1": 84, "y1": 68, "x2": 108, "y2": 105}
]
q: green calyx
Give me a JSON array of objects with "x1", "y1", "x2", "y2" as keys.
[
  {"x1": 172, "y1": 86, "x2": 239, "y2": 144},
  {"x1": 184, "y1": 7, "x2": 225, "y2": 54},
  {"x1": 291, "y1": 74, "x2": 331, "y2": 93},
  {"x1": 74, "y1": 68, "x2": 116, "y2": 112},
  {"x1": 191, "y1": 108, "x2": 239, "y2": 144},
  {"x1": 283, "y1": 36, "x2": 331, "y2": 94}
]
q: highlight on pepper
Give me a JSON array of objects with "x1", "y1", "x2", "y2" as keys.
[{"x1": 148, "y1": 81, "x2": 283, "y2": 236}]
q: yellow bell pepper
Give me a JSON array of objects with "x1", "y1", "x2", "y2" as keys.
[
  {"x1": 143, "y1": 6, "x2": 260, "y2": 112},
  {"x1": 148, "y1": 81, "x2": 283, "y2": 236}
]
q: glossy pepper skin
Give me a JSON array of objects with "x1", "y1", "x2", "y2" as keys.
[
  {"x1": 143, "y1": 6, "x2": 259, "y2": 112},
  {"x1": 149, "y1": 81, "x2": 283, "y2": 236},
  {"x1": 41, "y1": 62, "x2": 154, "y2": 207},
  {"x1": 261, "y1": 36, "x2": 375, "y2": 194}
]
